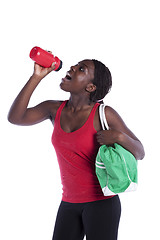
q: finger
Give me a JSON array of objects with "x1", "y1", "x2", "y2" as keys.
[
  {"x1": 46, "y1": 49, "x2": 53, "y2": 54},
  {"x1": 96, "y1": 131, "x2": 103, "y2": 136},
  {"x1": 51, "y1": 62, "x2": 56, "y2": 69},
  {"x1": 96, "y1": 135, "x2": 103, "y2": 144},
  {"x1": 97, "y1": 140, "x2": 104, "y2": 145}
]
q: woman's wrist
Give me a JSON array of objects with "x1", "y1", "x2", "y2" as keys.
[
  {"x1": 116, "y1": 131, "x2": 125, "y2": 144},
  {"x1": 30, "y1": 73, "x2": 44, "y2": 83}
]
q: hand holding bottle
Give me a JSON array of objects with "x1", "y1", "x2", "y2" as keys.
[
  {"x1": 30, "y1": 46, "x2": 62, "y2": 71},
  {"x1": 32, "y1": 62, "x2": 56, "y2": 80}
]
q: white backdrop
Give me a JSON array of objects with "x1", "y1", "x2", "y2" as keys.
[{"x1": 1, "y1": 0, "x2": 160, "y2": 239}]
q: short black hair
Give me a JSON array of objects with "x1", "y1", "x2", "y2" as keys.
[{"x1": 90, "y1": 59, "x2": 112, "y2": 102}]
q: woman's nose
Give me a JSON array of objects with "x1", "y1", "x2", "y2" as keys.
[{"x1": 71, "y1": 65, "x2": 76, "y2": 72}]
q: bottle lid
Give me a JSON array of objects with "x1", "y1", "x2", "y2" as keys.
[{"x1": 55, "y1": 60, "x2": 63, "y2": 71}]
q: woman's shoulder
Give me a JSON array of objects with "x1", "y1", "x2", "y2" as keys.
[
  {"x1": 104, "y1": 105, "x2": 127, "y2": 129},
  {"x1": 44, "y1": 100, "x2": 65, "y2": 120},
  {"x1": 104, "y1": 105, "x2": 121, "y2": 117},
  {"x1": 45, "y1": 100, "x2": 64, "y2": 106}
]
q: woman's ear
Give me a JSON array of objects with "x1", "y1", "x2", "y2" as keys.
[{"x1": 86, "y1": 83, "x2": 96, "y2": 93}]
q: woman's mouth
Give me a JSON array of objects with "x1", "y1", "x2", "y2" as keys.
[
  {"x1": 65, "y1": 72, "x2": 72, "y2": 80},
  {"x1": 62, "y1": 72, "x2": 72, "y2": 82}
]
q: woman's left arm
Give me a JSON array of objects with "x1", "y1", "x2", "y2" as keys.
[{"x1": 96, "y1": 106, "x2": 145, "y2": 160}]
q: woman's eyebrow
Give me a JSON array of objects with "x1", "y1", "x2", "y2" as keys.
[{"x1": 78, "y1": 62, "x2": 88, "y2": 68}]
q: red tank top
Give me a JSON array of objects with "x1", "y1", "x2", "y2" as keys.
[{"x1": 51, "y1": 101, "x2": 113, "y2": 203}]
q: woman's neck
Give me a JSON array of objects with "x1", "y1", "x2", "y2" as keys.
[{"x1": 67, "y1": 95, "x2": 94, "y2": 112}]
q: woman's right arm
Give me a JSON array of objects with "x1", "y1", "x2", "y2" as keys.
[{"x1": 8, "y1": 63, "x2": 59, "y2": 126}]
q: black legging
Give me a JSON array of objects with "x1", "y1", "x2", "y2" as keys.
[{"x1": 52, "y1": 195, "x2": 121, "y2": 240}]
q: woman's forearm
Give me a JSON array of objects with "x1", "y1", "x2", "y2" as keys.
[
  {"x1": 117, "y1": 131, "x2": 145, "y2": 160},
  {"x1": 8, "y1": 62, "x2": 55, "y2": 124},
  {"x1": 8, "y1": 74, "x2": 42, "y2": 124},
  {"x1": 97, "y1": 129, "x2": 145, "y2": 160}
]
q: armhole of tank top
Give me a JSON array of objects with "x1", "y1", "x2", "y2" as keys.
[
  {"x1": 54, "y1": 100, "x2": 67, "y2": 123},
  {"x1": 89, "y1": 103, "x2": 100, "y2": 131},
  {"x1": 93, "y1": 103, "x2": 100, "y2": 114},
  {"x1": 86, "y1": 103, "x2": 99, "y2": 122}
]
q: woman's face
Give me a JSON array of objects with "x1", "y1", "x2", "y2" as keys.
[{"x1": 60, "y1": 60, "x2": 95, "y2": 94}]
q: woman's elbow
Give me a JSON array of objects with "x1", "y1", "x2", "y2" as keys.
[
  {"x1": 136, "y1": 143, "x2": 145, "y2": 160},
  {"x1": 7, "y1": 112, "x2": 21, "y2": 125},
  {"x1": 7, "y1": 116, "x2": 18, "y2": 125},
  {"x1": 7, "y1": 113, "x2": 15, "y2": 124}
]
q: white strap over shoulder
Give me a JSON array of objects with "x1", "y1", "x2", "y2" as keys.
[{"x1": 99, "y1": 104, "x2": 109, "y2": 130}]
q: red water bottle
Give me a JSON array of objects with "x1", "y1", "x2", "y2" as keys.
[{"x1": 29, "y1": 46, "x2": 62, "y2": 71}]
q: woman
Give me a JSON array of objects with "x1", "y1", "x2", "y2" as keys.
[{"x1": 8, "y1": 59, "x2": 145, "y2": 240}]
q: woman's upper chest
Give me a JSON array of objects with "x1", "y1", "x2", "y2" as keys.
[{"x1": 60, "y1": 105, "x2": 101, "y2": 133}]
